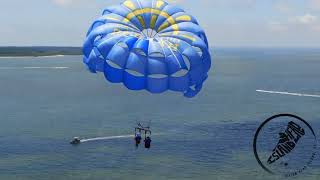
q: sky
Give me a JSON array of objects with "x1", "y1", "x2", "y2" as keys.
[{"x1": 0, "y1": 0, "x2": 320, "y2": 47}]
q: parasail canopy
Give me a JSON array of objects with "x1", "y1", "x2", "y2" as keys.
[{"x1": 83, "y1": 0, "x2": 211, "y2": 98}]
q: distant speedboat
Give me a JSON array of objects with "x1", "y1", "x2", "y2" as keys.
[{"x1": 70, "y1": 137, "x2": 81, "y2": 145}]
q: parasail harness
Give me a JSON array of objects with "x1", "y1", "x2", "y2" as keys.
[{"x1": 135, "y1": 122, "x2": 151, "y2": 139}]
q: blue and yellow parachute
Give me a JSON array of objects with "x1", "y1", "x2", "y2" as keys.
[{"x1": 83, "y1": 0, "x2": 211, "y2": 98}]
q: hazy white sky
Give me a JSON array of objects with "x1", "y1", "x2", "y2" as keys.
[{"x1": 0, "y1": 0, "x2": 319, "y2": 47}]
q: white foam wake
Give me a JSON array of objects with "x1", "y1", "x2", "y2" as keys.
[
  {"x1": 80, "y1": 135, "x2": 135, "y2": 143},
  {"x1": 23, "y1": 66, "x2": 69, "y2": 69},
  {"x1": 256, "y1": 90, "x2": 320, "y2": 98},
  {"x1": 80, "y1": 133, "x2": 162, "y2": 143},
  {"x1": 41, "y1": 55, "x2": 65, "y2": 58}
]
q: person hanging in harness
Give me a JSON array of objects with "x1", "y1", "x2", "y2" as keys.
[
  {"x1": 144, "y1": 136, "x2": 152, "y2": 149},
  {"x1": 135, "y1": 120, "x2": 152, "y2": 148},
  {"x1": 135, "y1": 131, "x2": 142, "y2": 147}
]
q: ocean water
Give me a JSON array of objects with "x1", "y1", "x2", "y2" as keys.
[{"x1": 0, "y1": 48, "x2": 319, "y2": 180}]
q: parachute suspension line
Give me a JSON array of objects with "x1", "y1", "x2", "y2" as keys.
[
  {"x1": 155, "y1": 38, "x2": 174, "y2": 90},
  {"x1": 162, "y1": 39, "x2": 182, "y2": 69},
  {"x1": 157, "y1": 38, "x2": 166, "y2": 58},
  {"x1": 149, "y1": 30, "x2": 152, "y2": 38},
  {"x1": 135, "y1": 119, "x2": 143, "y2": 129},
  {"x1": 141, "y1": 30, "x2": 148, "y2": 38},
  {"x1": 152, "y1": 30, "x2": 158, "y2": 38},
  {"x1": 170, "y1": 39, "x2": 186, "y2": 70},
  {"x1": 135, "y1": 117, "x2": 151, "y2": 129},
  {"x1": 158, "y1": 38, "x2": 171, "y2": 75}
]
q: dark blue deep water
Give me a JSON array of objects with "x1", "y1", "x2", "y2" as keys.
[{"x1": 0, "y1": 48, "x2": 319, "y2": 179}]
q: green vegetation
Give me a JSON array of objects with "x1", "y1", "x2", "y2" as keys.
[{"x1": 0, "y1": 47, "x2": 82, "y2": 57}]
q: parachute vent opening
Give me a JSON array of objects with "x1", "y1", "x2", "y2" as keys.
[
  {"x1": 190, "y1": 84, "x2": 196, "y2": 91},
  {"x1": 93, "y1": 47, "x2": 103, "y2": 59},
  {"x1": 98, "y1": 54, "x2": 104, "y2": 59},
  {"x1": 125, "y1": 69, "x2": 144, "y2": 77},
  {"x1": 106, "y1": 60, "x2": 122, "y2": 69},
  {"x1": 133, "y1": 48, "x2": 147, "y2": 56},
  {"x1": 148, "y1": 74, "x2": 168, "y2": 79},
  {"x1": 193, "y1": 46, "x2": 203, "y2": 57},
  {"x1": 117, "y1": 42, "x2": 129, "y2": 49},
  {"x1": 171, "y1": 69, "x2": 188, "y2": 77},
  {"x1": 149, "y1": 52, "x2": 165, "y2": 58},
  {"x1": 94, "y1": 35, "x2": 102, "y2": 43},
  {"x1": 182, "y1": 55, "x2": 191, "y2": 70}
]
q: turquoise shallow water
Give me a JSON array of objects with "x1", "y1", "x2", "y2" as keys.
[{"x1": 0, "y1": 48, "x2": 319, "y2": 180}]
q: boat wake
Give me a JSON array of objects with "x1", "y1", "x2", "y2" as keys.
[
  {"x1": 80, "y1": 135, "x2": 135, "y2": 143},
  {"x1": 79, "y1": 133, "x2": 163, "y2": 143},
  {"x1": 256, "y1": 90, "x2": 320, "y2": 98}
]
